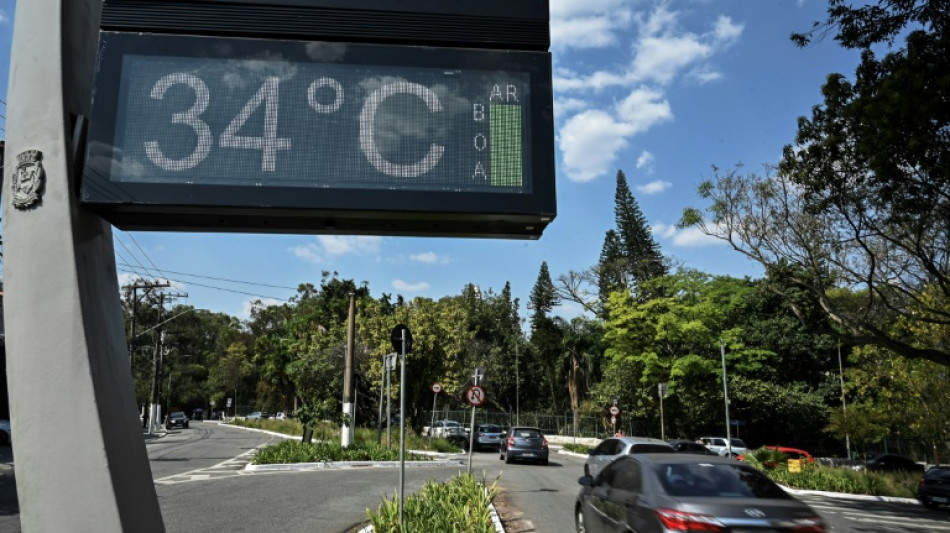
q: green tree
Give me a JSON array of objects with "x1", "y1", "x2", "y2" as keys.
[
  {"x1": 683, "y1": 1, "x2": 950, "y2": 366},
  {"x1": 600, "y1": 170, "x2": 667, "y2": 302},
  {"x1": 529, "y1": 262, "x2": 564, "y2": 410}
]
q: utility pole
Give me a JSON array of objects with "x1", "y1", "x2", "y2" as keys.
[
  {"x1": 146, "y1": 290, "x2": 186, "y2": 434},
  {"x1": 127, "y1": 280, "x2": 171, "y2": 367},
  {"x1": 342, "y1": 292, "x2": 356, "y2": 448}
]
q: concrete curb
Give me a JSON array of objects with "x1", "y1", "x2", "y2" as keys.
[
  {"x1": 245, "y1": 459, "x2": 464, "y2": 472},
  {"x1": 780, "y1": 486, "x2": 920, "y2": 505}
]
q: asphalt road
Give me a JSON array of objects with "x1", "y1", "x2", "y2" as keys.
[{"x1": 1, "y1": 424, "x2": 948, "y2": 532}]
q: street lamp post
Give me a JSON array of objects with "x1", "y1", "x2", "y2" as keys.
[
  {"x1": 838, "y1": 342, "x2": 851, "y2": 459},
  {"x1": 720, "y1": 340, "x2": 733, "y2": 456}
]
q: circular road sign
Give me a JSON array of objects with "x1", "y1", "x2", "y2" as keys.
[
  {"x1": 609, "y1": 405, "x2": 620, "y2": 416},
  {"x1": 431, "y1": 383, "x2": 442, "y2": 393},
  {"x1": 390, "y1": 324, "x2": 413, "y2": 353},
  {"x1": 465, "y1": 385, "x2": 486, "y2": 407}
]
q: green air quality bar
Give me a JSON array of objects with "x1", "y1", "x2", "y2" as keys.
[{"x1": 490, "y1": 104, "x2": 523, "y2": 187}]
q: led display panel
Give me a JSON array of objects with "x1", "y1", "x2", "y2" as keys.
[{"x1": 82, "y1": 32, "x2": 555, "y2": 238}]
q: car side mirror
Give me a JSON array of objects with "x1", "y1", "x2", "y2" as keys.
[{"x1": 578, "y1": 475, "x2": 595, "y2": 487}]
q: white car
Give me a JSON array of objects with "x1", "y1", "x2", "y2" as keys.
[{"x1": 697, "y1": 436, "x2": 747, "y2": 457}]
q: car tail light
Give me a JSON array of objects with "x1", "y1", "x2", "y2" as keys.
[
  {"x1": 789, "y1": 517, "x2": 826, "y2": 533},
  {"x1": 508, "y1": 437, "x2": 515, "y2": 447},
  {"x1": 543, "y1": 438, "x2": 549, "y2": 448},
  {"x1": 655, "y1": 508, "x2": 723, "y2": 532}
]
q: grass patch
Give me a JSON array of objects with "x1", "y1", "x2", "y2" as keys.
[
  {"x1": 228, "y1": 419, "x2": 465, "y2": 453},
  {"x1": 764, "y1": 463, "x2": 918, "y2": 498},
  {"x1": 366, "y1": 473, "x2": 498, "y2": 533},
  {"x1": 253, "y1": 439, "x2": 433, "y2": 464},
  {"x1": 562, "y1": 443, "x2": 590, "y2": 454}
]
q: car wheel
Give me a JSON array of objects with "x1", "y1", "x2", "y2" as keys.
[
  {"x1": 541, "y1": 458, "x2": 549, "y2": 466},
  {"x1": 505, "y1": 452, "x2": 513, "y2": 464},
  {"x1": 575, "y1": 506, "x2": 586, "y2": 533}
]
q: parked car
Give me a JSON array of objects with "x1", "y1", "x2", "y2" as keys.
[
  {"x1": 474, "y1": 423, "x2": 504, "y2": 451},
  {"x1": 918, "y1": 467, "x2": 950, "y2": 509},
  {"x1": 765, "y1": 445, "x2": 815, "y2": 463},
  {"x1": 585, "y1": 436, "x2": 674, "y2": 477},
  {"x1": 698, "y1": 436, "x2": 748, "y2": 457},
  {"x1": 275, "y1": 412, "x2": 289, "y2": 420},
  {"x1": 191, "y1": 408, "x2": 205, "y2": 421},
  {"x1": 0, "y1": 419, "x2": 10, "y2": 445},
  {"x1": 244, "y1": 412, "x2": 270, "y2": 420},
  {"x1": 865, "y1": 453, "x2": 924, "y2": 473},
  {"x1": 575, "y1": 454, "x2": 826, "y2": 533},
  {"x1": 499, "y1": 427, "x2": 549, "y2": 465},
  {"x1": 668, "y1": 440, "x2": 718, "y2": 456},
  {"x1": 424, "y1": 419, "x2": 467, "y2": 439},
  {"x1": 165, "y1": 412, "x2": 189, "y2": 430}
]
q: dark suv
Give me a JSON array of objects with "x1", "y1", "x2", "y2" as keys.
[{"x1": 165, "y1": 412, "x2": 189, "y2": 430}]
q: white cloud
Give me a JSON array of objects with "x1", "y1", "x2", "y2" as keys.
[
  {"x1": 554, "y1": 5, "x2": 743, "y2": 183},
  {"x1": 392, "y1": 279, "x2": 430, "y2": 292},
  {"x1": 291, "y1": 243, "x2": 325, "y2": 264},
  {"x1": 636, "y1": 150, "x2": 654, "y2": 170},
  {"x1": 560, "y1": 90, "x2": 672, "y2": 182},
  {"x1": 559, "y1": 110, "x2": 635, "y2": 182},
  {"x1": 652, "y1": 222, "x2": 728, "y2": 247},
  {"x1": 637, "y1": 180, "x2": 672, "y2": 195},
  {"x1": 240, "y1": 298, "x2": 284, "y2": 320},
  {"x1": 291, "y1": 236, "x2": 383, "y2": 264},
  {"x1": 550, "y1": 0, "x2": 632, "y2": 50},
  {"x1": 554, "y1": 97, "x2": 588, "y2": 119},
  {"x1": 616, "y1": 87, "x2": 673, "y2": 132},
  {"x1": 410, "y1": 252, "x2": 449, "y2": 265},
  {"x1": 117, "y1": 272, "x2": 138, "y2": 287},
  {"x1": 318, "y1": 235, "x2": 382, "y2": 256}
]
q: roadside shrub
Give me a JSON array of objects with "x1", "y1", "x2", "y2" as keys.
[
  {"x1": 366, "y1": 473, "x2": 498, "y2": 533},
  {"x1": 228, "y1": 419, "x2": 464, "y2": 452},
  {"x1": 562, "y1": 443, "x2": 589, "y2": 454},
  {"x1": 765, "y1": 463, "x2": 917, "y2": 498},
  {"x1": 253, "y1": 440, "x2": 431, "y2": 464}
]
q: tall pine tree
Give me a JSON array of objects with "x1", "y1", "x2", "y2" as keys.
[{"x1": 598, "y1": 170, "x2": 667, "y2": 305}]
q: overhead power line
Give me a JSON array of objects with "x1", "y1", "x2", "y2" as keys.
[
  {"x1": 117, "y1": 263, "x2": 298, "y2": 291},
  {"x1": 116, "y1": 267, "x2": 290, "y2": 302}
]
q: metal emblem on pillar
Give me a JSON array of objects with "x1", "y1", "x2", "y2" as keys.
[{"x1": 12, "y1": 149, "x2": 45, "y2": 209}]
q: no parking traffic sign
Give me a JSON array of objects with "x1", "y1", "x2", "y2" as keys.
[
  {"x1": 465, "y1": 385, "x2": 486, "y2": 407},
  {"x1": 431, "y1": 383, "x2": 442, "y2": 393},
  {"x1": 609, "y1": 405, "x2": 620, "y2": 416}
]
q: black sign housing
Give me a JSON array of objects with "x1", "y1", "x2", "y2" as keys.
[{"x1": 82, "y1": 1, "x2": 555, "y2": 238}]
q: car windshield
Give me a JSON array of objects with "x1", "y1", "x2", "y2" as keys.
[
  {"x1": 170, "y1": 413, "x2": 185, "y2": 419},
  {"x1": 657, "y1": 463, "x2": 791, "y2": 499},
  {"x1": 479, "y1": 425, "x2": 502, "y2": 432},
  {"x1": 926, "y1": 468, "x2": 950, "y2": 481}
]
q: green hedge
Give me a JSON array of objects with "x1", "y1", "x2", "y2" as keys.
[
  {"x1": 253, "y1": 440, "x2": 431, "y2": 464},
  {"x1": 366, "y1": 473, "x2": 498, "y2": 533}
]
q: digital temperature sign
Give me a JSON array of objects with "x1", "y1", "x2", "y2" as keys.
[{"x1": 82, "y1": 32, "x2": 555, "y2": 238}]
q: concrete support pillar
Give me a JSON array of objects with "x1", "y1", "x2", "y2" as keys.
[{"x1": 3, "y1": 0, "x2": 165, "y2": 530}]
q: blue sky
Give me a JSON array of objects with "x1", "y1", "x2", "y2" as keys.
[{"x1": 0, "y1": 1, "x2": 862, "y2": 320}]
